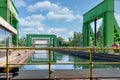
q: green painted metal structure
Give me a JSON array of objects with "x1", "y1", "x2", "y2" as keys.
[
  {"x1": 83, "y1": 0, "x2": 120, "y2": 47},
  {"x1": 26, "y1": 34, "x2": 58, "y2": 64},
  {"x1": 0, "y1": 0, "x2": 19, "y2": 45},
  {"x1": 26, "y1": 34, "x2": 59, "y2": 47}
]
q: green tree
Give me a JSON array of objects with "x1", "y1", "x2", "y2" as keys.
[
  {"x1": 57, "y1": 37, "x2": 69, "y2": 46},
  {"x1": 69, "y1": 32, "x2": 83, "y2": 47},
  {"x1": 97, "y1": 26, "x2": 103, "y2": 47},
  {"x1": 18, "y1": 37, "x2": 26, "y2": 46}
]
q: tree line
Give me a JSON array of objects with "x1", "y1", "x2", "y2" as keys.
[
  {"x1": 18, "y1": 32, "x2": 83, "y2": 47},
  {"x1": 57, "y1": 32, "x2": 83, "y2": 47}
]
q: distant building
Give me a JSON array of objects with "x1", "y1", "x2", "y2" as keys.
[{"x1": 0, "y1": 0, "x2": 18, "y2": 47}]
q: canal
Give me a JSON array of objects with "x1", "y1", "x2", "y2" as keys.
[{"x1": 22, "y1": 50, "x2": 120, "y2": 70}]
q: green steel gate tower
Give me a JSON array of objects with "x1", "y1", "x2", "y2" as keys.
[
  {"x1": 0, "y1": 0, "x2": 19, "y2": 46},
  {"x1": 26, "y1": 34, "x2": 59, "y2": 47},
  {"x1": 83, "y1": 0, "x2": 120, "y2": 47}
]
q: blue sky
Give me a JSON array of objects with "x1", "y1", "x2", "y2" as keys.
[{"x1": 13, "y1": 0, "x2": 120, "y2": 40}]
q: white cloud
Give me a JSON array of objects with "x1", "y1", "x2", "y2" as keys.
[
  {"x1": 90, "y1": 18, "x2": 103, "y2": 32},
  {"x1": 19, "y1": 14, "x2": 45, "y2": 36},
  {"x1": 47, "y1": 28, "x2": 74, "y2": 41},
  {"x1": 115, "y1": 13, "x2": 120, "y2": 26},
  {"x1": 48, "y1": 28, "x2": 67, "y2": 33},
  {"x1": 76, "y1": 14, "x2": 83, "y2": 22},
  {"x1": 19, "y1": 14, "x2": 45, "y2": 28},
  {"x1": 69, "y1": 31, "x2": 74, "y2": 37},
  {"x1": 38, "y1": 27, "x2": 44, "y2": 31},
  {"x1": 22, "y1": 27, "x2": 44, "y2": 33},
  {"x1": 22, "y1": 28, "x2": 34, "y2": 31},
  {"x1": 27, "y1": 1, "x2": 60, "y2": 12},
  {"x1": 22, "y1": 14, "x2": 45, "y2": 22},
  {"x1": 13, "y1": 0, "x2": 26, "y2": 7},
  {"x1": 47, "y1": 11, "x2": 76, "y2": 22},
  {"x1": 27, "y1": 1, "x2": 82, "y2": 22},
  {"x1": 19, "y1": 27, "x2": 44, "y2": 38},
  {"x1": 20, "y1": 18, "x2": 44, "y2": 28}
]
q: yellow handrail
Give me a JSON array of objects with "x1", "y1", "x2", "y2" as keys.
[
  {"x1": 1, "y1": 47, "x2": 120, "y2": 80},
  {"x1": 6, "y1": 49, "x2": 9, "y2": 80},
  {"x1": 1, "y1": 47, "x2": 120, "y2": 50},
  {"x1": 90, "y1": 49, "x2": 93, "y2": 80}
]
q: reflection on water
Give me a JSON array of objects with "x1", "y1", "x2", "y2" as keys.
[
  {"x1": 32, "y1": 50, "x2": 48, "y2": 61},
  {"x1": 22, "y1": 50, "x2": 120, "y2": 70}
]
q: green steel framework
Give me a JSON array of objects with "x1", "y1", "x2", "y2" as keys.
[
  {"x1": 26, "y1": 34, "x2": 59, "y2": 47},
  {"x1": 83, "y1": 0, "x2": 120, "y2": 47},
  {"x1": 26, "y1": 34, "x2": 59, "y2": 65},
  {"x1": 0, "y1": 0, "x2": 19, "y2": 46}
]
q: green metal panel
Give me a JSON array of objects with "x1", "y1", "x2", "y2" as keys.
[
  {"x1": 0, "y1": 9, "x2": 7, "y2": 20},
  {"x1": 0, "y1": 0, "x2": 7, "y2": 7},
  {"x1": 8, "y1": 0, "x2": 18, "y2": 20},
  {"x1": 83, "y1": 23, "x2": 90, "y2": 46},
  {"x1": 0, "y1": 0, "x2": 19, "y2": 46},
  {"x1": 26, "y1": 34, "x2": 59, "y2": 47},
  {"x1": 103, "y1": 12, "x2": 114, "y2": 47},
  {"x1": 83, "y1": 23, "x2": 99, "y2": 47},
  {"x1": 12, "y1": 20, "x2": 19, "y2": 45},
  {"x1": 83, "y1": 2, "x2": 105, "y2": 23},
  {"x1": 83, "y1": 0, "x2": 119, "y2": 47},
  {"x1": 0, "y1": 0, "x2": 7, "y2": 21},
  {"x1": 83, "y1": 0, "x2": 114, "y2": 23},
  {"x1": 26, "y1": 35, "x2": 31, "y2": 47}
]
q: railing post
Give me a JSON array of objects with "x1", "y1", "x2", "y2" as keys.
[
  {"x1": 6, "y1": 48, "x2": 9, "y2": 80},
  {"x1": 48, "y1": 49, "x2": 51, "y2": 79},
  {"x1": 90, "y1": 49, "x2": 93, "y2": 80}
]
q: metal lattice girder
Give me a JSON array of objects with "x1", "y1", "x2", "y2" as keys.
[
  {"x1": 26, "y1": 34, "x2": 59, "y2": 47},
  {"x1": 83, "y1": 0, "x2": 120, "y2": 47},
  {"x1": 83, "y1": 0, "x2": 114, "y2": 23}
]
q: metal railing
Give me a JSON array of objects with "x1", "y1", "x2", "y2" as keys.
[{"x1": 0, "y1": 47, "x2": 120, "y2": 80}]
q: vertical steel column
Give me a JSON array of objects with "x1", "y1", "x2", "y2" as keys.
[
  {"x1": 94, "y1": 19, "x2": 97, "y2": 46},
  {"x1": 48, "y1": 50, "x2": 51, "y2": 79},
  {"x1": 90, "y1": 49, "x2": 93, "y2": 80},
  {"x1": 6, "y1": 48, "x2": 9, "y2": 80}
]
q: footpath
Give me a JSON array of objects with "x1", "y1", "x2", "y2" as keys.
[{"x1": 0, "y1": 50, "x2": 34, "y2": 66}]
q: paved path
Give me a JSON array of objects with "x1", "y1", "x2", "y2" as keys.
[
  {"x1": 0, "y1": 50, "x2": 34, "y2": 66},
  {"x1": 13, "y1": 69, "x2": 120, "y2": 80}
]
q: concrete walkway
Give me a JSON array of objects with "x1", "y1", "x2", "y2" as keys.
[
  {"x1": 0, "y1": 50, "x2": 34, "y2": 66},
  {"x1": 13, "y1": 69, "x2": 120, "y2": 80}
]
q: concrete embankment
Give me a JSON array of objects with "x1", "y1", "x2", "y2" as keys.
[{"x1": 53, "y1": 50, "x2": 120, "y2": 62}]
